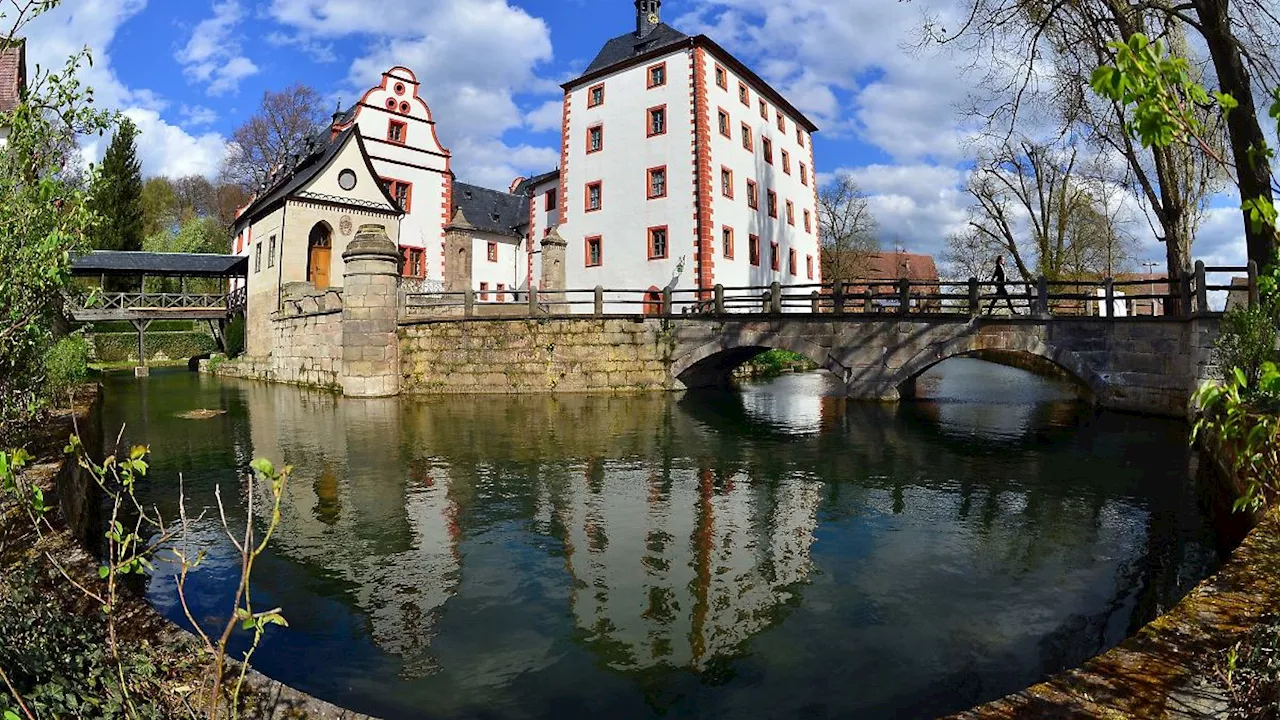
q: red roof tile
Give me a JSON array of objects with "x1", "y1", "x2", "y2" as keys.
[{"x1": 0, "y1": 39, "x2": 26, "y2": 114}]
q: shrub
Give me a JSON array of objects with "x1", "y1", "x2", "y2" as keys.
[
  {"x1": 1214, "y1": 304, "x2": 1279, "y2": 393},
  {"x1": 225, "y1": 313, "x2": 245, "y2": 357},
  {"x1": 91, "y1": 332, "x2": 218, "y2": 363},
  {"x1": 44, "y1": 334, "x2": 90, "y2": 403},
  {"x1": 1193, "y1": 363, "x2": 1280, "y2": 512}
]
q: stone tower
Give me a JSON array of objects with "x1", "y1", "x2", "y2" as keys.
[{"x1": 635, "y1": 0, "x2": 661, "y2": 38}]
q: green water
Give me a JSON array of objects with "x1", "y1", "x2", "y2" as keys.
[{"x1": 100, "y1": 359, "x2": 1221, "y2": 719}]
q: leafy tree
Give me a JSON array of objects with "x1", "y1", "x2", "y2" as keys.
[
  {"x1": 817, "y1": 174, "x2": 879, "y2": 286},
  {"x1": 140, "y1": 176, "x2": 177, "y2": 238},
  {"x1": 0, "y1": 3, "x2": 114, "y2": 441},
  {"x1": 88, "y1": 117, "x2": 143, "y2": 252},
  {"x1": 222, "y1": 83, "x2": 326, "y2": 192}
]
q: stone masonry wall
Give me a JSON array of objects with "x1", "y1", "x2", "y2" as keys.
[
  {"x1": 216, "y1": 308, "x2": 343, "y2": 390},
  {"x1": 399, "y1": 318, "x2": 675, "y2": 394}
]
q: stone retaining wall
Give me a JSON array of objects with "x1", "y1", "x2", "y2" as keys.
[{"x1": 399, "y1": 317, "x2": 675, "y2": 394}]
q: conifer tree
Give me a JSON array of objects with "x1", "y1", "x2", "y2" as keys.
[{"x1": 90, "y1": 117, "x2": 144, "y2": 252}]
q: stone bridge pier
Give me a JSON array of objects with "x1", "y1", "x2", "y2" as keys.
[{"x1": 669, "y1": 316, "x2": 1221, "y2": 417}]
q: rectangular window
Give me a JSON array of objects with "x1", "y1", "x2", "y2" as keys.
[
  {"x1": 497, "y1": 284, "x2": 506, "y2": 302},
  {"x1": 747, "y1": 179, "x2": 758, "y2": 209},
  {"x1": 585, "y1": 181, "x2": 602, "y2": 212},
  {"x1": 718, "y1": 108, "x2": 730, "y2": 138},
  {"x1": 739, "y1": 81, "x2": 749, "y2": 106},
  {"x1": 749, "y1": 234, "x2": 760, "y2": 266},
  {"x1": 771, "y1": 241, "x2": 780, "y2": 271},
  {"x1": 382, "y1": 178, "x2": 413, "y2": 212},
  {"x1": 407, "y1": 248, "x2": 425, "y2": 278},
  {"x1": 648, "y1": 226, "x2": 669, "y2": 259},
  {"x1": 786, "y1": 200, "x2": 795, "y2": 225},
  {"x1": 797, "y1": 127, "x2": 805, "y2": 147},
  {"x1": 487, "y1": 241, "x2": 498, "y2": 262},
  {"x1": 759, "y1": 99, "x2": 768, "y2": 120},
  {"x1": 789, "y1": 248, "x2": 797, "y2": 276},
  {"x1": 648, "y1": 105, "x2": 666, "y2": 137},
  {"x1": 254, "y1": 242, "x2": 261, "y2": 273},
  {"x1": 777, "y1": 113, "x2": 787, "y2": 133},
  {"x1": 587, "y1": 124, "x2": 603, "y2": 153},
  {"x1": 782, "y1": 149, "x2": 790, "y2": 174},
  {"x1": 585, "y1": 236, "x2": 603, "y2": 267},
  {"x1": 267, "y1": 235, "x2": 276, "y2": 268},
  {"x1": 388, "y1": 120, "x2": 407, "y2": 144},
  {"x1": 588, "y1": 83, "x2": 604, "y2": 107},
  {"x1": 545, "y1": 188, "x2": 557, "y2": 211},
  {"x1": 647, "y1": 62, "x2": 667, "y2": 88},
  {"x1": 715, "y1": 64, "x2": 727, "y2": 89},
  {"x1": 768, "y1": 190, "x2": 778, "y2": 218},
  {"x1": 647, "y1": 166, "x2": 667, "y2": 199},
  {"x1": 479, "y1": 282, "x2": 489, "y2": 301},
  {"x1": 800, "y1": 162, "x2": 808, "y2": 186},
  {"x1": 804, "y1": 209, "x2": 812, "y2": 233},
  {"x1": 722, "y1": 226, "x2": 734, "y2": 259},
  {"x1": 763, "y1": 137, "x2": 773, "y2": 164},
  {"x1": 806, "y1": 254, "x2": 814, "y2": 280},
  {"x1": 721, "y1": 166, "x2": 733, "y2": 198},
  {"x1": 741, "y1": 123, "x2": 753, "y2": 151}
]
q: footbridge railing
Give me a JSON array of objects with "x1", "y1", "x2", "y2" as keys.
[{"x1": 400, "y1": 261, "x2": 1256, "y2": 322}]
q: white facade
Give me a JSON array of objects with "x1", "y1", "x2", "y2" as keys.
[{"x1": 471, "y1": 231, "x2": 526, "y2": 302}]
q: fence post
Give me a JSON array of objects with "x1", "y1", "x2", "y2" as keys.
[
  {"x1": 898, "y1": 278, "x2": 910, "y2": 315},
  {"x1": 810, "y1": 290, "x2": 820, "y2": 314},
  {"x1": 714, "y1": 284, "x2": 724, "y2": 314},
  {"x1": 594, "y1": 286, "x2": 604, "y2": 317},
  {"x1": 1195, "y1": 260, "x2": 1208, "y2": 315},
  {"x1": 864, "y1": 288, "x2": 874, "y2": 314},
  {"x1": 662, "y1": 286, "x2": 673, "y2": 316},
  {"x1": 770, "y1": 281, "x2": 783, "y2": 314},
  {"x1": 1180, "y1": 271, "x2": 1194, "y2": 319},
  {"x1": 1248, "y1": 260, "x2": 1260, "y2": 310},
  {"x1": 1104, "y1": 277, "x2": 1115, "y2": 319},
  {"x1": 464, "y1": 287, "x2": 474, "y2": 318},
  {"x1": 832, "y1": 282, "x2": 845, "y2": 316},
  {"x1": 1037, "y1": 276, "x2": 1049, "y2": 318},
  {"x1": 528, "y1": 284, "x2": 539, "y2": 317},
  {"x1": 968, "y1": 278, "x2": 980, "y2": 317}
]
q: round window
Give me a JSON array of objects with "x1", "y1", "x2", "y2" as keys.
[
  {"x1": 399, "y1": 101, "x2": 411, "y2": 114},
  {"x1": 394, "y1": 82, "x2": 406, "y2": 96},
  {"x1": 337, "y1": 169, "x2": 358, "y2": 191},
  {"x1": 385, "y1": 98, "x2": 397, "y2": 109}
]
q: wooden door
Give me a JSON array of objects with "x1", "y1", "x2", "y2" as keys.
[{"x1": 309, "y1": 244, "x2": 331, "y2": 289}]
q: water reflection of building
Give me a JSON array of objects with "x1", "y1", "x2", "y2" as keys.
[
  {"x1": 555, "y1": 460, "x2": 822, "y2": 671},
  {"x1": 236, "y1": 380, "x2": 461, "y2": 677}
]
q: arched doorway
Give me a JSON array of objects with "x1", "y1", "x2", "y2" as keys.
[
  {"x1": 644, "y1": 286, "x2": 663, "y2": 316},
  {"x1": 307, "y1": 223, "x2": 333, "y2": 289}
]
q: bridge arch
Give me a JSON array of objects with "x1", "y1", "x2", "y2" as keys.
[{"x1": 672, "y1": 332, "x2": 838, "y2": 389}]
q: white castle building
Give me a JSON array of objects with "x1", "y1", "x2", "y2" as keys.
[{"x1": 231, "y1": 0, "x2": 820, "y2": 321}]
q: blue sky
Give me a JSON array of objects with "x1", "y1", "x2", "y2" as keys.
[{"x1": 23, "y1": 0, "x2": 1249, "y2": 269}]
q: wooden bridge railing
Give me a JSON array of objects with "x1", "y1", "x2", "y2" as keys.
[{"x1": 399, "y1": 261, "x2": 1255, "y2": 321}]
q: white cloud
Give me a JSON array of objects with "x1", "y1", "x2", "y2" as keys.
[
  {"x1": 25, "y1": 0, "x2": 229, "y2": 179},
  {"x1": 265, "y1": 30, "x2": 337, "y2": 63},
  {"x1": 180, "y1": 104, "x2": 219, "y2": 127},
  {"x1": 176, "y1": 0, "x2": 259, "y2": 96},
  {"x1": 269, "y1": 0, "x2": 558, "y2": 187},
  {"x1": 524, "y1": 99, "x2": 563, "y2": 134},
  {"x1": 827, "y1": 163, "x2": 971, "y2": 259}
]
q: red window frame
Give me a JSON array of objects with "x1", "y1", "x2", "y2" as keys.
[
  {"x1": 759, "y1": 99, "x2": 768, "y2": 120},
  {"x1": 381, "y1": 177, "x2": 413, "y2": 212},
  {"x1": 771, "y1": 241, "x2": 780, "y2": 271},
  {"x1": 647, "y1": 225, "x2": 669, "y2": 260},
  {"x1": 720, "y1": 166, "x2": 734, "y2": 199},
  {"x1": 584, "y1": 180, "x2": 603, "y2": 212},
  {"x1": 804, "y1": 209, "x2": 812, "y2": 233},
  {"x1": 800, "y1": 162, "x2": 808, "y2": 186},
  {"x1": 788, "y1": 248, "x2": 797, "y2": 276},
  {"x1": 797, "y1": 127, "x2": 805, "y2": 147},
  {"x1": 763, "y1": 137, "x2": 773, "y2": 164},
  {"x1": 777, "y1": 114, "x2": 787, "y2": 134},
  {"x1": 647, "y1": 62, "x2": 667, "y2": 89},
  {"x1": 400, "y1": 245, "x2": 425, "y2": 278},
  {"x1": 545, "y1": 188, "x2": 558, "y2": 211},
  {"x1": 715, "y1": 63, "x2": 727, "y2": 90},
  {"x1": 647, "y1": 104, "x2": 667, "y2": 137},
  {"x1": 741, "y1": 122, "x2": 753, "y2": 151},
  {"x1": 767, "y1": 190, "x2": 778, "y2": 218},
  {"x1": 586, "y1": 124, "x2": 604, "y2": 154},
  {"x1": 786, "y1": 200, "x2": 795, "y2": 226},
  {"x1": 749, "y1": 234, "x2": 760, "y2": 266},
  {"x1": 717, "y1": 108, "x2": 731, "y2": 138},
  {"x1": 585, "y1": 235, "x2": 603, "y2": 267},
  {"x1": 782, "y1": 149, "x2": 790, "y2": 174},
  {"x1": 746, "y1": 179, "x2": 758, "y2": 209},
  {"x1": 647, "y1": 165, "x2": 668, "y2": 199},
  {"x1": 388, "y1": 119, "x2": 407, "y2": 145},
  {"x1": 479, "y1": 282, "x2": 489, "y2": 301},
  {"x1": 806, "y1": 254, "x2": 814, "y2": 280},
  {"x1": 722, "y1": 225, "x2": 734, "y2": 259},
  {"x1": 588, "y1": 83, "x2": 605, "y2": 108},
  {"x1": 738, "y1": 81, "x2": 749, "y2": 106},
  {"x1": 486, "y1": 241, "x2": 498, "y2": 262}
]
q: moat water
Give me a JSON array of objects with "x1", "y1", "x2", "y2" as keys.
[{"x1": 101, "y1": 360, "x2": 1223, "y2": 719}]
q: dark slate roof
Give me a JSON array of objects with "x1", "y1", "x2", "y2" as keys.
[
  {"x1": 71, "y1": 251, "x2": 248, "y2": 277},
  {"x1": 454, "y1": 182, "x2": 529, "y2": 237},
  {"x1": 511, "y1": 169, "x2": 560, "y2": 197},
  {"x1": 582, "y1": 24, "x2": 688, "y2": 77}
]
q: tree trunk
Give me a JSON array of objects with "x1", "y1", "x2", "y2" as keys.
[{"x1": 1193, "y1": 0, "x2": 1277, "y2": 268}]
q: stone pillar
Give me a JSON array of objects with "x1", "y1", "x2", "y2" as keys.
[
  {"x1": 443, "y1": 209, "x2": 474, "y2": 293},
  {"x1": 340, "y1": 224, "x2": 401, "y2": 398},
  {"x1": 541, "y1": 227, "x2": 567, "y2": 302}
]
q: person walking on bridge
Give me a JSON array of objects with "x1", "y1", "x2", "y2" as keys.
[{"x1": 986, "y1": 256, "x2": 1018, "y2": 315}]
